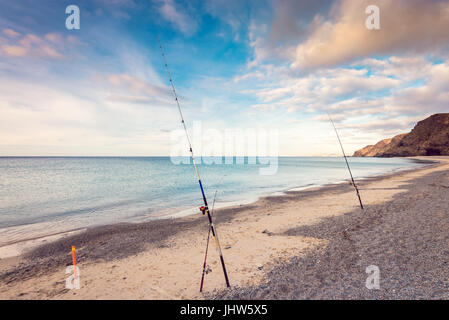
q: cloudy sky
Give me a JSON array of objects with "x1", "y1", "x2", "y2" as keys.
[{"x1": 0, "y1": 0, "x2": 448, "y2": 156}]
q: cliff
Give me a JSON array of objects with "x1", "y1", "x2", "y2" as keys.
[{"x1": 353, "y1": 113, "x2": 449, "y2": 157}]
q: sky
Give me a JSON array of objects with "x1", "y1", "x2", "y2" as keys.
[{"x1": 0, "y1": 0, "x2": 448, "y2": 156}]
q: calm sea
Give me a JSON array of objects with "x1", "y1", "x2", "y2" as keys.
[{"x1": 0, "y1": 156, "x2": 428, "y2": 245}]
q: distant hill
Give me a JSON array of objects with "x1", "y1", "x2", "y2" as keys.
[{"x1": 353, "y1": 113, "x2": 449, "y2": 157}]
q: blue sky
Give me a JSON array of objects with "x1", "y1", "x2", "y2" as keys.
[{"x1": 1, "y1": 0, "x2": 449, "y2": 156}]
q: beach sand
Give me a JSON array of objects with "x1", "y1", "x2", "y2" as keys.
[{"x1": 0, "y1": 156, "x2": 448, "y2": 299}]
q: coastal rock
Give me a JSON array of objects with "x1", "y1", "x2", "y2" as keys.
[
  {"x1": 353, "y1": 113, "x2": 449, "y2": 157},
  {"x1": 353, "y1": 134, "x2": 407, "y2": 157}
]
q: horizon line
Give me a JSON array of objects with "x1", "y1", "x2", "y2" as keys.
[{"x1": 0, "y1": 155, "x2": 345, "y2": 158}]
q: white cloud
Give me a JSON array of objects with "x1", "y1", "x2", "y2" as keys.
[
  {"x1": 292, "y1": 0, "x2": 449, "y2": 70},
  {"x1": 235, "y1": 0, "x2": 449, "y2": 154},
  {"x1": 3, "y1": 28, "x2": 20, "y2": 38},
  {"x1": 158, "y1": 0, "x2": 198, "y2": 36},
  {"x1": 0, "y1": 74, "x2": 180, "y2": 156},
  {"x1": 245, "y1": 0, "x2": 449, "y2": 71},
  {"x1": 233, "y1": 48, "x2": 449, "y2": 154},
  {"x1": 0, "y1": 31, "x2": 181, "y2": 156},
  {"x1": 0, "y1": 30, "x2": 65, "y2": 59}
]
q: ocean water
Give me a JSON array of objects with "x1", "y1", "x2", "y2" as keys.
[{"x1": 0, "y1": 156, "x2": 428, "y2": 245}]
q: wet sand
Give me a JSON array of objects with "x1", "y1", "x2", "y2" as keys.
[{"x1": 0, "y1": 156, "x2": 448, "y2": 299}]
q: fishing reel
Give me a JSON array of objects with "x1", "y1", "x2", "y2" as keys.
[{"x1": 199, "y1": 206, "x2": 208, "y2": 215}]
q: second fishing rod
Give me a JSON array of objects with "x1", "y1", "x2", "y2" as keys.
[
  {"x1": 157, "y1": 37, "x2": 231, "y2": 289},
  {"x1": 328, "y1": 113, "x2": 364, "y2": 210}
]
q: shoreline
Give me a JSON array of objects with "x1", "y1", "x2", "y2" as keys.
[
  {"x1": 0, "y1": 156, "x2": 447, "y2": 299},
  {"x1": 0, "y1": 157, "x2": 436, "y2": 258},
  {"x1": 214, "y1": 156, "x2": 449, "y2": 299}
]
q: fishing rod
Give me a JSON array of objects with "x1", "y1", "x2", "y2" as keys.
[
  {"x1": 200, "y1": 175, "x2": 226, "y2": 292},
  {"x1": 157, "y1": 37, "x2": 231, "y2": 289},
  {"x1": 199, "y1": 187, "x2": 218, "y2": 292},
  {"x1": 327, "y1": 113, "x2": 364, "y2": 209}
]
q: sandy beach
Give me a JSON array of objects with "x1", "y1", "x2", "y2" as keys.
[{"x1": 0, "y1": 156, "x2": 448, "y2": 300}]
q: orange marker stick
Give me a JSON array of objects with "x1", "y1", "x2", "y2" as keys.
[{"x1": 72, "y1": 246, "x2": 77, "y2": 278}]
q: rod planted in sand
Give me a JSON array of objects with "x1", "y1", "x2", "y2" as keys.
[
  {"x1": 327, "y1": 113, "x2": 364, "y2": 209},
  {"x1": 200, "y1": 187, "x2": 219, "y2": 292},
  {"x1": 157, "y1": 37, "x2": 231, "y2": 290}
]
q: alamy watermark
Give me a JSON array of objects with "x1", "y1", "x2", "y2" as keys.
[
  {"x1": 66, "y1": 246, "x2": 80, "y2": 289},
  {"x1": 365, "y1": 5, "x2": 380, "y2": 30},
  {"x1": 365, "y1": 265, "x2": 380, "y2": 290},
  {"x1": 65, "y1": 265, "x2": 81, "y2": 289},
  {"x1": 66, "y1": 5, "x2": 80, "y2": 30},
  {"x1": 170, "y1": 121, "x2": 279, "y2": 175}
]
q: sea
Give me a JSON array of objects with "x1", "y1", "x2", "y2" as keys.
[{"x1": 0, "y1": 156, "x2": 430, "y2": 245}]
